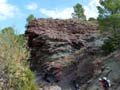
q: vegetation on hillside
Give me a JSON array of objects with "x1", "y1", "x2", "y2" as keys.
[
  {"x1": 97, "y1": 0, "x2": 120, "y2": 54},
  {"x1": 88, "y1": 17, "x2": 96, "y2": 21},
  {"x1": 0, "y1": 27, "x2": 39, "y2": 90}
]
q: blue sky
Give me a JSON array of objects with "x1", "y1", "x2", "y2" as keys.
[{"x1": 0, "y1": 0, "x2": 100, "y2": 34}]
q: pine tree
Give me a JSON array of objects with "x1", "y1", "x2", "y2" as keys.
[{"x1": 72, "y1": 3, "x2": 86, "y2": 20}]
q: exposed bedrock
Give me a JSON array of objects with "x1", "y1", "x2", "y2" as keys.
[{"x1": 25, "y1": 18, "x2": 100, "y2": 86}]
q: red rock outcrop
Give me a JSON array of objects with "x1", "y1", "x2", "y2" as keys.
[{"x1": 25, "y1": 18, "x2": 99, "y2": 83}]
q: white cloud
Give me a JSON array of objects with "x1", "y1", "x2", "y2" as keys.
[
  {"x1": 40, "y1": 8, "x2": 74, "y2": 19},
  {"x1": 26, "y1": 2, "x2": 38, "y2": 10},
  {"x1": 0, "y1": 0, "x2": 6, "y2": 3},
  {"x1": 0, "y1": 0, "x2": 19, "y2": 20},
  {"x1": 84, "y1": 0, "x2": 100, "y2": 19},
  {"x1": 39, "y1": 0, "x2": 100, "y2": 19}
]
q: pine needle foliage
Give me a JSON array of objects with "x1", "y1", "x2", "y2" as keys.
[{"x1": 0, "y1": 27, "x2": 39, "y2": 90}]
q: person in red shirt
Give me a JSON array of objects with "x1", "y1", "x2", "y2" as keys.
[{"x1": 99, "y1": 77, "x2": 111, "y2": 90}]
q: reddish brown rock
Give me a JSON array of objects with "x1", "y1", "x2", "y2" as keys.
[{"x1": 25, "y1": 18, "x2": 99, "y2": 83}]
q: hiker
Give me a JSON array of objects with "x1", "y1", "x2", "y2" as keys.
[{"x1": 99, "y1": 77, "x2": 111, "y2": 90}]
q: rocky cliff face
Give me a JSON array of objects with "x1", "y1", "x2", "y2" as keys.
[{"x1": 26, "y1": 18, "x2": 101, "y2": 89}]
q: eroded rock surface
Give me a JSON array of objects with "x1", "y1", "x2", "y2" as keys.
[
  {"x1": 26, "y1": 18, "x2": 101, "y2": 89},
  {"x1": 86, "y1": 50, "x2": 120, "y2": 90}
]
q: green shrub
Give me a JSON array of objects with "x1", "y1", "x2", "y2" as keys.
[
  {"x1": 88, "y1": 17, "x2": 96, "y2": 21},
  {"x1": 0, "y1": 27, "x2": 39, "y2": 90},
  {"x1": 101, "y1": 35, "x2": 120, "y2": 54}
]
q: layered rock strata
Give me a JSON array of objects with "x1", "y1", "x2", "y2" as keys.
[{"x1": 25, "y1": 18, "x2": 99, "y2": 83}]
